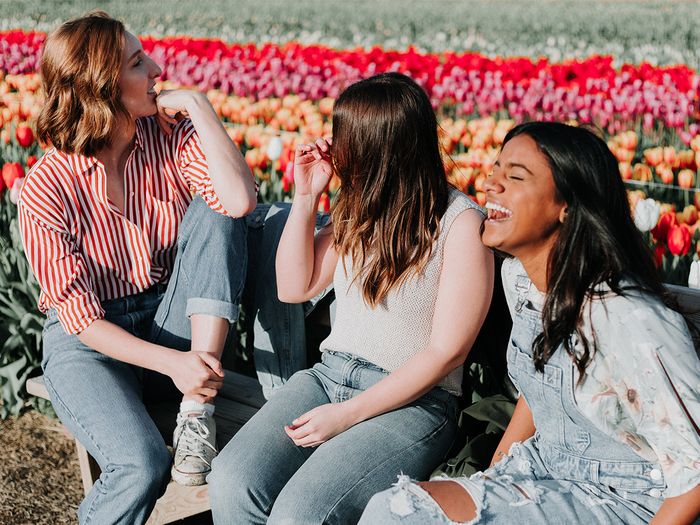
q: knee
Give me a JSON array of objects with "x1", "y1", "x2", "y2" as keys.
[
  {"x1": 208, "y1": 447, "x2": 249, "y2": 502},
  {"x1": 358, "y1": 491, "x2": 393, "y2": 524},
  {"x1": 190, "y1": 196, "x2": 246, "y2": 237},
  {"x1": 118, "y1": 442, "x2": 172, "y2": 497}
]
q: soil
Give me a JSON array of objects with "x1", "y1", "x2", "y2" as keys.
[{"x1": 0, "y1": 411, "x2": 212, "y2": 524}]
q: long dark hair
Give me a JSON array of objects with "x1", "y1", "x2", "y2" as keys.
[
  {"x1": 331, "y1": 72, "x2": 449, "y2": 307},
  {"x1": 503, "y1": 122, "x2": 678, "y2": 377}
]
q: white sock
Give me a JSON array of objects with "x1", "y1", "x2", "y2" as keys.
[{"x1": 179, "y1": 400, "x2": 215, "y2": 416}]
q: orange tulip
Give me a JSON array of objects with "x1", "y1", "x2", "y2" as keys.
[
  {"x1": 632, "y1": 163, "x2": 652, "y2": 182},
  {"x1": 619, "y1": 162, "x2": 632, "y2": 180},
  {"x1": 678, "y1": 169, "x2": 695, "y2": 189},
  {"x1": 643, "y1": 147, "x2": 663, "y2": 167},
  {"x1": 655, "y1": 163, "x2": 674, "y2": 185}
]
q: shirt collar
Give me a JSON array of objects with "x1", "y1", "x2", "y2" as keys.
[{"x1": 61, "y1": 119, "x2": 146, "y2": 175}]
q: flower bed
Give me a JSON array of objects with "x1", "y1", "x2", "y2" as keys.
[{"x1": 1, "y1": 33, "x2": 699, "y2": 417}]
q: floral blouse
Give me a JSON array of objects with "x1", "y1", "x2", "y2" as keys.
[{"x1": 502, "y1": 257, "x2": 700, "y2": 498}]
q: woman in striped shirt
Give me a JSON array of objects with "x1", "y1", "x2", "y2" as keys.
[{"x1": 18, "y1": 12, "x2": 257, "y2": 523}]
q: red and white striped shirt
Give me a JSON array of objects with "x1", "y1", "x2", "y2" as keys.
[{"x1": 18, "y1": 117, "x2": 229, "y2": 334}]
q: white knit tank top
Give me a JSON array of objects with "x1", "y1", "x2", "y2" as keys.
[{"x1": 320, "y1": 188, "x2": 484, "y2": 396}]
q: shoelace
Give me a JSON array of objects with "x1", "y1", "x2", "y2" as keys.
[{"x1": 175, "y1": 414, "x2": 217, "y2": 465}]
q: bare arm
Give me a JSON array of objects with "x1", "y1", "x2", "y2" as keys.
[
  {"x1": 286, "y1": 209, "x2": 494, "y2": 446},
  {"x1": 651, "y1": 485, "x2": 700, "y2": 525},
  {"x1": 276, "y1": 139, "x2": 338, "y2": 303},
  {"x1": 78, "y1": 320, "x2": 224, "y2": 403},
  {"x1": 157, "y1": 90, "x2": 257, "y2": 217},
  {"x1": 489, "y1": 395, "x2": 536, "y2": 466}
]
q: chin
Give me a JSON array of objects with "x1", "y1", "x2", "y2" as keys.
[{"x1": 481, "y1": 221, "x2": 507, "y2": 249}]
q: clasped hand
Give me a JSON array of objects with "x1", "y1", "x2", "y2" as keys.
[
  {"x1": 168, "y1": 350, "x2": 224, "y2": 404},
  {"x1": 284, "y1": 402, "x2": 356, "y2": 448}
]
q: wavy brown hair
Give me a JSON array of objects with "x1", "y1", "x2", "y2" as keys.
[
  {"x1": 37, "y1": 11, "x2": 129, "y2": 156},
  {"x1": 331, "y1": 73, "x2": 449, "y2": 307}
]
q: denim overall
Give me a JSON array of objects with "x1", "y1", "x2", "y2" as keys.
[{"x1": 360, "y1": 271, "x2": 666, "y2": 524}]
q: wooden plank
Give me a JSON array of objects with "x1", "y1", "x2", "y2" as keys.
[
  {"x1": 146, "y1": 482, "x2": 210, "y2": 525},
  {"x1": 146, "y1": 396, "x2": 259, "y2": 448},
  {"x1": 667, "y1": 284, "x2": 700, "y2": 355},
  {"x1": 75, "y1": 441, "x2": 101, "y2": 495},
  {"x1": 26, "y1": 375, "x2": 49, "y2": 399},
  {"x1": 220, "y1": 371, "x2": 266, "y2": 409}
]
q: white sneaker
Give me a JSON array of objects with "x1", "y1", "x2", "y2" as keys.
[{"x1": 171, "y1": 410, "x2": 217, "y2": 486}]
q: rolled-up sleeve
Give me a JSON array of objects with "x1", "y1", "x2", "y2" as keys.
[
  {"x1": 173, "y1": 119, "x2": 230, "y2": 216},
  {"x1": 603, "y1": 306, "x2": 700, "y2": 498},
  {"x1": 18, "y1": 201, "x2": 104, "y2": 334}
]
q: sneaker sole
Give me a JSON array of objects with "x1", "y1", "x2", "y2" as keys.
[{"x1": 171, "y1": 465, "x2": 210, "y2": 486}]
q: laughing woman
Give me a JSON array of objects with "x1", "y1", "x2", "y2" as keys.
[
  {"x1": 18, "y1": 12, "x2": 257, "y2": 524},
  {"x1": 360, "y1": 122, "x2": 700, "y2": 524}
]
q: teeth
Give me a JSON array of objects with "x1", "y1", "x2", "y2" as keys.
[{"x1": 485, "y1": 202, "x2": 512, "y2": 216}]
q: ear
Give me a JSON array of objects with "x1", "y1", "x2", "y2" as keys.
[{"x1": 558, "y1": 205, "x2": 568, "y2": 224}]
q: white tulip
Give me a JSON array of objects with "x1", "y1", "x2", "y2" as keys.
[
  {"x1": 633, "y1": 198, "x2": 661, "y2": 232},
  {"x1": 266, "y1": 136, "x2": 283, "y2": 161},
  {"x1": 689, "y1": 261, "x2": 700, "y2": 289},
  {"x1": 9, "y1": 177, "x2": 25, "y2": 205}
]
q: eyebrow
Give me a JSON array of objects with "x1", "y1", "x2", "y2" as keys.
[
  {"x1": 128, "y1": 49, "x2": 142, "y2": 62},
  {"x1": 494, "y1": 160, "x2": 534, "y2": 175}
]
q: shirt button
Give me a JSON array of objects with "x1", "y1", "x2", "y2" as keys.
[
  {"x1": 649, "y1": 488, "x2": 662, "y2": 498},
  {"x1": 649, "y1": 468, "x2": 662, "y2": 481}
]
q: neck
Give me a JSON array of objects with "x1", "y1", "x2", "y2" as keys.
[
  {"x1": 96, "y1": 118, "x2": 136, "y2": 167},
  {"x1": 514, "y1": 239, "x2": 556, "y2": 293}
]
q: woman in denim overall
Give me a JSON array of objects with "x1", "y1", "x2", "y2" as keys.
[{"x1": 360, "y1": 122, "x2": 700, "y2": 524}]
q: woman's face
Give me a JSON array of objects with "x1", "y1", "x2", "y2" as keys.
[
  {"x1": 118, "y1": 31, "x2": 162, "y2": 119},
  {"x1": 481, "y1": 134, "x2": 567, "y2": 260}
]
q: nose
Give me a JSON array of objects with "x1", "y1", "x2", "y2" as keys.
[
  {"x1": 147, "y1": 56, "x2": 162, "y2": 79},
  {"x1": 484, "y1": 170, "x2": 504, "y2": 194}
]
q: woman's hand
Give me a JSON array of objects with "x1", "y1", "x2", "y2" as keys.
[
  {"x1": 165, "y1": 350, "x2": 225, "y2": 403},
  {"x1": 284, "y1": 402, "x2": 356, "y2": 447},
  {"x1": 154, "y1": 89, "x2": 207, "y2": 135},
  {"x1": 293, "y1": 139, "x2": 333, "y2": 198}
]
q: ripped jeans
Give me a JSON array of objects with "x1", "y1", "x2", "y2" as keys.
[
  {"x1": 360, "y1": 439, "x2": 660, "y2": 524},
  {"x1": 359, "y1": 270, "x2": 664, "y2": 525}
]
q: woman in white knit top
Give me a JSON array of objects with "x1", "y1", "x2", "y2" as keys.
[{"x1": 209, "y1": 72, "x2": 494, "y2": 524}]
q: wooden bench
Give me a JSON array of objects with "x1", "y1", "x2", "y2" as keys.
[
  {"x1": 26, "y1": 371, "x2": 266, "y2": 524},
  {"x1": 25, "y1": 283, "x2": 700, "y2": 523}
]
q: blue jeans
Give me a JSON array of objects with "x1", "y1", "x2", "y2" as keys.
[
  {"x1": 359, "y1": 268, "x2": 664, "y2": 525},
  {"x1": 41, "y1": 196, "x2": 248, "y2": 524},
  {"x1": 208, "y1": 350, "x2": 459, "y2": 525},
  {"x1": 244, "y1": 203, "x2": 332, "y2": 399}
]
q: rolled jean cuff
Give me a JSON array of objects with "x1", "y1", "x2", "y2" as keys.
[{"x1": 186, "y1": 298, "x2": 240, "y2": 323}]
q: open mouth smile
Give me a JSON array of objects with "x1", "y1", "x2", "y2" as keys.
[{"x1": 485, "y1": 202, "x2": 513, "y2": 221}]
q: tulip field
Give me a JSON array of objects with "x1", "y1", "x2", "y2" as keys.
[{"x1": 1, "y1": 2, "x2": 700, "y2": 418}]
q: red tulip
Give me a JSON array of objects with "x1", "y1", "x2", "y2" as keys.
[
  {"x1": 26, "y1": 155, "x2": 38, "y2": 168},
  {"x1": 2, "y1": 162, "x2": 25, "y2": 189},
  {"x1": 651, "y1": 211, "x2": 678, "y2": 241},
  {"x1": 15, "y1": 124, "x2": 34, "y2": 148},
  {"x1": 653, "y1": 242, "x2": 666, "y2": 268},
  {"x1": 318, "y1": 193, "x2": 330, "y2": 213},
  {"x1": 667, "y1": 224, "x2": 691, "y2": 256}
]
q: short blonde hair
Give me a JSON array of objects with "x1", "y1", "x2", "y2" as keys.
[{"x1": 37, "y1": 11, "x2": 129, "y2": 156}]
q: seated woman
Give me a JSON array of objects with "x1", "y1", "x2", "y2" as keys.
[
  {"x1": 360, "y1": 122, "x2": 700, "y2": 524},
  {"x1": 18, "y1": 12, "x2": 257, "y2": 523},
  {"x1": 208, "y1": 72, "x2": 494, "y2": 524}
]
